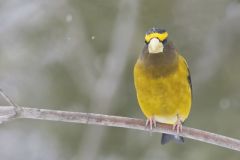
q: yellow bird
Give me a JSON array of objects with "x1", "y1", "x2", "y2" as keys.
[{"x1": 134, "y1": 28, "x2": 192, "y2": 144}]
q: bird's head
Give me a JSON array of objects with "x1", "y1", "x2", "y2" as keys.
[{"x1": 144, "y1": 28, "x2": 168, "y2": 54}]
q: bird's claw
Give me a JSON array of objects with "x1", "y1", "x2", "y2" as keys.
[
  {"x1": 145, "y1": 117, "x2": 157, "y2": 130},
  {"x1": 172, "y1": 115, "x2": 183, "y2": 134}
]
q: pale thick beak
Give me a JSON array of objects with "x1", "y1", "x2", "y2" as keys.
[{"x1": 148, "y1": 38, "x2": 164, "y2": 54}]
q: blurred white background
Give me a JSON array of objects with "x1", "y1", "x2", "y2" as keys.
[{"x1": 1, "y1": 0, "x2": 240, "y2": 159}]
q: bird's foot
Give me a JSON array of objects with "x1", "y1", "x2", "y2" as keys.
[
  {"x1": 145, "y1": 116, "x2": 157, "y2": 131},
  {"x1": 172, "y1": 115, "x2": 183, "y2": 134}
]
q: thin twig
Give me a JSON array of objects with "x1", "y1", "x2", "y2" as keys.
[
  {"x1": 0, "y1": 89, "x2": 21, "y2": 121},
  {"x1": 0, "y1": 106, "x2": 239, "y2": 152},
  {"x1": 0, "y1": 89, "x2": 17, "y2": 107}
]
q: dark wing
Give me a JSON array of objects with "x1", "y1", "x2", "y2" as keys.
[
  {"x1": 184, "y1": 60, "x2": 192, "y2": 99},
  {"x1": 181, "y1": 55, "x2": 192, "y2": 97},
  {"x1": 187, "y1": 67, "x2": 192, "y2": 93}
]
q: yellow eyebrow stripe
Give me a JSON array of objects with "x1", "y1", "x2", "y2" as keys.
[{"x1": 145, "y1": 32, "x2": 168, "y2": 43}]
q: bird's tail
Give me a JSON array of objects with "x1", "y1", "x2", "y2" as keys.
[{"x1": 161, "y1": 133, "x2": 184, "y2": 145}]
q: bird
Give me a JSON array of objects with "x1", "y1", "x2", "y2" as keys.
[{"x1": 134, "y1": 27, "x2": 192, "y2": 144}]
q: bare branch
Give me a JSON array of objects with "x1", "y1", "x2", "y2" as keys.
[
  {"x1": 0, "y1": 89, "x2": 22, "y2": 121},
  {"x1": 0, "y1": 89, "x2": 18, "y2": 107},
  {"x1": 0, "y1": 106, "x2": 239, "y2": 152}
]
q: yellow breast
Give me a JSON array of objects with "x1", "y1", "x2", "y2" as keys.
[{"x1": 134, "y1": 55, "x2": 191, "y2": 124}]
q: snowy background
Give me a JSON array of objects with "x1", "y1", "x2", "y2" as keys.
[{"x1": 1, "y1": 0, "x2": 240, "y2": 159}]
